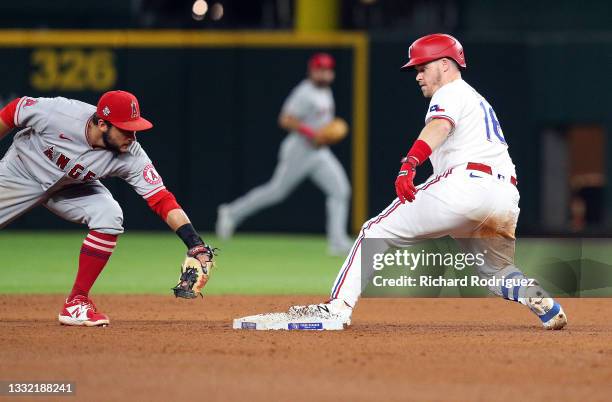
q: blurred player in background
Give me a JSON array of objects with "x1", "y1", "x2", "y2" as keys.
[
  {"x1": 216, "y1": 53, "x2": 353, "y2": 255},
  {"x1": 0, "y1": 90, "x2": 215, "y2": 327}
]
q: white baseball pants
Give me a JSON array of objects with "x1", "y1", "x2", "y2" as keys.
[{"x1": 330, "y1": 163, "x2": 527, "y2": 307}]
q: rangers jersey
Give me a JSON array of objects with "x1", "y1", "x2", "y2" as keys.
[{"x1": 425, "y1": 79, "x2": 516, "y2": 177}]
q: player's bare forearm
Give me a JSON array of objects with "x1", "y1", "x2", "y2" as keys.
[
  {"x1": 279, "y1": 113, "x2": 320, "y2": 142},
  {"x1": 167, "y1": 208, "x2": 214, "y2": 270},
  {"x1": 416, "y1": 118, "x2": 453, "y2": 151},
  {"x1": 278, "y1": 114, "x2": 302, "y2": 132},
  {"x1": 165, "y1": 208, "x2": 191, "y2": 232}
]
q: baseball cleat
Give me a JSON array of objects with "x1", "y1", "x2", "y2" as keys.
[
  {"x1": 58, "y1": 295, "x2": 110, "y2": 327},
  {"x1": 288, "y1": 298, "x2": 353, "y2": 326},
  {"x1": 525, "y1": 297, "x2": 567, "y2": 330},
  {"x1": 215, "y1": 204, "x2": 235, "y2": 240}
]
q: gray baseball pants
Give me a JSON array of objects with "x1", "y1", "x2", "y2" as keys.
[
  {"x1": 0, "y1": 153, "x2": 123, "y2": 235},
  {"x1": 225, "y1": 133, "x2": 352, "y2": 249}
]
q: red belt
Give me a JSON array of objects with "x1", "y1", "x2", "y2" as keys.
[{"x1": 466, "y1": 162, "x2": 517, "y2": 186}]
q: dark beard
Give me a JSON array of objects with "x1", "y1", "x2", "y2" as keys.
[{"x1": 102, "y1": 132, "x2": 121, "y2": 154}]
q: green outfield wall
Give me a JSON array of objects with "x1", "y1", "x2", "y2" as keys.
[{"x1": 0, "y1": 30, "x2": 610, "y2": 234}]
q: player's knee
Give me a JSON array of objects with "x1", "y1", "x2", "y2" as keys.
[
  {"x1": 325, "y1": 176, "x2": 351, "y2": 200},
  {"x1": 336, "y1": 179, "x2": 351, "y2": 199},
  {"x1": 265, "y1": 182, "x2": 292, "y2": 203},
  {"x1": 89, "y1": 200, "x2": 124, "y2": 234},
  {"x1": 359, "y1": 218, "x2": 382, "y2": 239},
  {"x1": 359, "y1": 220, "x2": 371, "y2": 235}
]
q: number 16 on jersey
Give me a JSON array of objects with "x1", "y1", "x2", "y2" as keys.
[{"x1": 480, "y1": 100, "x2": 506, "y2": 145}]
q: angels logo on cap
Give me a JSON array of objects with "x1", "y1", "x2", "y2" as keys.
[{"x1": 96, "y1": 90, "x2": 153, "y2": 132}]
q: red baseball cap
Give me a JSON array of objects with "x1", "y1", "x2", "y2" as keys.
[
  {"x1": 308, "y1": 53, "x2": 335, "y2": 70},
  {"x1": 96, "y1": 90, "x2": 153, "y2": 131}
]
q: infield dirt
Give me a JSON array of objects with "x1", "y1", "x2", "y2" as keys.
[{"x1": 1, "y1": 296, "x2": 611, "y2": 402}]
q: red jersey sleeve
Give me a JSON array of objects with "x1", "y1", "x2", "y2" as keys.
[{"x1": 0, "y1": 98, "x2": 21, "y2": 129}]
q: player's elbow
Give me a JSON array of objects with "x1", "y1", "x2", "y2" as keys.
[
  {"x1": 430, "y1": 117, "x2": 453, "y2": 135},
  {"x1": 278, "y1": 114, "x2": 301, "y2": 132},
  {"x1": 278, "y1": 114, "x2": 290, "y2": 131},
  {"x1": 146, "y1": 190, "x2": 181, "y2": 221}
]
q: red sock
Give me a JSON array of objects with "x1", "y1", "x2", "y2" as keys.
[{"x1": 68, "y1": 231, "x2": 118, "y2": 301}]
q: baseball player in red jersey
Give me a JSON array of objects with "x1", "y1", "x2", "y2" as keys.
[
  {"x1": 283, "y1": 34, "x2": 568, "y2": 330},
  {"x1": 0, "y1": 90, "x2": 215, "y2": 327}
]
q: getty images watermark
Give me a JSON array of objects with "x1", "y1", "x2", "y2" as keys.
[
  {"x1": 360, "y1": 237, "x2": 612, "y2": 298},
  {"x1": 370, "y1": 248, "x2": 534, "y2": 289}
]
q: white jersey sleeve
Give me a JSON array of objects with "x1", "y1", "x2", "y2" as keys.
[
  {"x1": 281, "y1": 82, "x2": 311, "y2": 120},
  {"x1": 425, "y1": 84, "x2": 463, "y2": 131},
  {"x1": 115, "y1": 142, "x2": 166, "y2": 201},
  {"x1": 14, "y1": 97, "x2": 56, "y2": 132},
  {"x1": 424, "y1": 79, "x2": 516, "y2": 177}
]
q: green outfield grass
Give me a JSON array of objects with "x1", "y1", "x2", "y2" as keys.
[
  {"x1": 1, "y1": 232, "x2": 611, "y2": 296},
  {"x1": 0, "y1": 231, "x2": 345, "y2": 295}
]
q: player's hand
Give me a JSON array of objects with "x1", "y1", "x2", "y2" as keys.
[
  {"x1": 188, "y1": 244, "x2": 217, "y2": 273},
  {"x1": 171, "y1": 244, "x2": 217, "y2": 299},
  {"x1": 190, "y1": 245, "x2": 212, "y2": 266},
  {"x1": 188, "y1": 244, "x2": 215, "y2": 260},
  {"x1": 395, "y1": 157, "x2": 417, "y2": 203}
]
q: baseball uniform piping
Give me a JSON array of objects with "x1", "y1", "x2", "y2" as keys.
[
  {"x1": 14, "y1": 97, "x2": 27, "y2": 127},
  {"x1": 331, "y1": 199, "x2": 403, "y2": 298},
  {"x1": 429, "y1": 115, "x2": 455, "y2": 128},
  {"x1": 418, "y1": 168, "x2": 454, "y2": 192},
  {"x1": 84, "y1": 116, "x2": 94, "y2": 149},
  {"x1": 142, "y1": 185, "x2": 166, "y2": 199}
]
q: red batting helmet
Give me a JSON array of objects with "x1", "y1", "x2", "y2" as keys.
[
  {"x1": 308, "y1": 53, "x2": 335, "y2": 70},
  {"x1": 400, "y1": 33, "x2": 466, "y2": 70},
  {"x1": 97, "y1": 90, "x2": 153, "y2": 132}
]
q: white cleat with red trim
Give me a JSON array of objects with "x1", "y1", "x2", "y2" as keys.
[{"x1": 58, "y1": 295, "x2": 110, "y2": 327}]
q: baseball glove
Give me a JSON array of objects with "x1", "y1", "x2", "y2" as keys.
[
  {"x1": 172, "y1": 244, "x2": 217, "y2": 299},
  {"x1": 314, "y1": 117, "x2": 349, "y2": 146}
]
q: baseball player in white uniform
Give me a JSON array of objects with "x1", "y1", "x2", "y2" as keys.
[
  {"x1": 289, "y1": 34, "x2": 568, "y2": 330},
  {"x1": 216, "y1": 53, "x2": 353, "y2": 255},
  {"x1": 0, "y1": 90, "x2": 215, "y2": 327}
]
